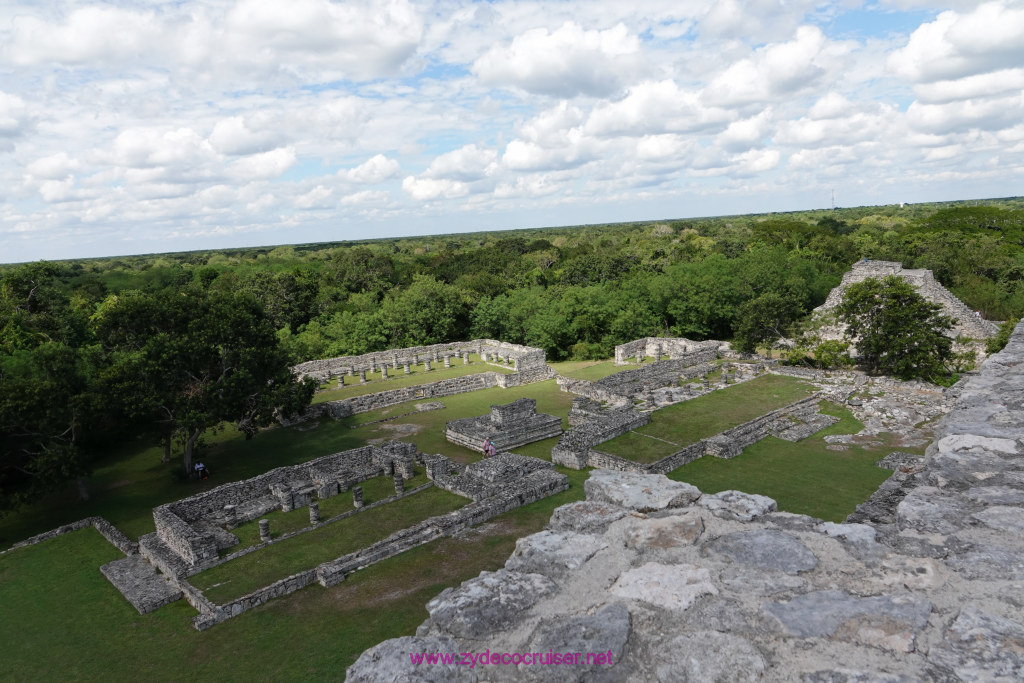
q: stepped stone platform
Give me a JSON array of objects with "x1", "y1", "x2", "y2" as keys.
[
  {"x1": 446, "y1": 398, "x2": 563, "y2": 452},
  {"x1": 100, "y1": 555, "x2": 183, "y2": 614},
  {"x1": 349, "y1": 320, "x2": 1024, "y2": 682}
]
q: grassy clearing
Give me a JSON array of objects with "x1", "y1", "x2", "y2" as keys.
[
  {"x1": 311, "y1": 354, "x2": 513, "y2": 404},
  {"x1": 548, "y1": 359, "x2": 640, "y2": 381},
  {"x1": 0, "y1": 468, "x2": 589, "y2": 680},
  {"x1": 193, "y1": 486, "x2": 467, "y2": 603},
  {"x1": 599, "y1": 375, "x2": 815, "y2": 463},
  {"x1": 667, "y1": 402, "x2": 895, "y2": 522}
]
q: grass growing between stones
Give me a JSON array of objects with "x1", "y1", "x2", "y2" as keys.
[
  {"x1": 667, "y1": 402, "x2": 895, "y2": 522},
  {"x1": 192, "y1": 486, "x2": 468, "y2": 603},
  {"x1": 310, "y1": 354, "x2": 514, "y2": 404},
  {"x1": 598, "y1": 375, "x2": 815, "y2": 463},
  {"x1": 0, "y1": 469, "x2": 589, "y2": 680}
]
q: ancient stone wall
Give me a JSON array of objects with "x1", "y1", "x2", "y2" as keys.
[
  {"x1": 596, "y1": 349, "x2": 719, "y2": 396},
  {"x1": 0, "y1": 516, "x2": 138, "y2": 557},
  {"x1": 349, "y1": 319, "x2": 1024, "y2": 682},
  {"x1": 291, "y1": 339, "x2": 549, "y2": 382},
  {"x1": 614, "y1": 337, "x2": 720, "y2": 364},
  {"x1": 552, "y1": 409, "x2": 651, "y2": 469}
]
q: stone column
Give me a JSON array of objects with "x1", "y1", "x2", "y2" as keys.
[
  {"x1": 359, "y1": 370, "x2": 367, "y2": 383},
  {"x1": 381, "y1": 365, "x2": 388, "y2": 380},
  {"x1": 481, "y1": 352, "x2": 489, "y2": 362},
  {"x1": 353, "y1": 486, "x2": 364, "y2": 508},
  {"x1": 347, "y1": 367, "x2": 354, "y2": 377},
  {"x1": 636, "y1": 352, "x2": 643, "y2": 364},
  {"x1": 258, "y1": 519, "x2": 271, "y2": 543},
  {"x1": 412, "y1": 353, "x2": 419, "y2": 364},
  {"x1": 463, "y1": 351, "x2": 470, "y2": 364},
  {"x1": 720, "y1": 371, "x2": 729, "y2": 386},
  {"x1": 223, "y1": 505, "x2": 237, "y2": 528},
  {"x1": 702, "y1": 376, "x2": 710, "y2": 391},
  {"x1": 424, "y1": 359, "x2": 431, "y2": 372},
  {"x1": 513, "y1": 358, "x2": 520, "y2": 371},
  {"x1": 392, "y1": 355, "x2": 399, "y2": 370},
  {"x1": 369, "y1": 359, "x2": 377, "y2": 373},
  {"x1": 398, "y1": 461, "x2": 414, "y2": 479},
  {"x1": 309, "y1": 502, "x2": 320, "y2": 525},
  {"x1": 394, "y1": 475, "x2": 405, "y2": 495},
  {"x1": 404, "y1": 363, "x2": 411, "y2": 375},
  {"x1": 443, "y1": 355, "x2": 451, "y2": 368}
]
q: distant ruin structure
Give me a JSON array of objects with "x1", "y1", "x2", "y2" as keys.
[
  {"x1": 814, "y1": 260, "x2": 999, "y2": 339},
  {"x1": 445, "y1": 398, "x2": 563, "y2": 453}
]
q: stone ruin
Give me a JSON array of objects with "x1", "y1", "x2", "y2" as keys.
[
  {"x1": 349, "y1": 319, "x2": 1024, "y2": 683},
  {"x1": 139, "y1": 441, "x2": 419, "y2": 577},
  {"x1": 814, "y1": 259, "x2": 999, "y2": 340},
  {"x1": 291, "y1": 339, "x2": 553, "y2": 384},
  {"x1": 614, "y1": 336, "x2": 721, "y2": 365},
  {"x1": 445, "y1": 398, "x2": 563, "y2": 453},
  {"x1": 282, "y1": 339, "x2": 557, "y2": 425}
]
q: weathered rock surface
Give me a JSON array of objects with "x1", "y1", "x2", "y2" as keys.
[
  {"x1": 706, "y1": 529, "x2": 818, "y2": 574},
  {"x1": 424, "y1": 569, "x2": 556, "y2": 638},
  {"x1": 584, "y1": 469, "x2": 700, "y2": 512},
  {"x1": 346, "y1": 635, "x2": 476, "y2": 683},
  {"x1": 349, "y1": 320, "x2": 1024, "y2": 682},
  {"x1": 698, "y1": 489, "x2": 777, "y2": 521},
  {"x1": 504, "y1": 530, "x2": 608, "y2": 577}
]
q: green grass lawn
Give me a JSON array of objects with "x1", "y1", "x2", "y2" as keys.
[
  {"x1": 668, "y1": 402, "x2": 900, "y2": 522},
  {"x1": 0, "y1": 469, "x2": 590, "y2": 681},
  {"x1": 193, "y1": 485, "x2": 467, "y2": 603},
  {"x1": 311, "y1": 354, "x2": 514, "y2": 405},
  {"x1": 598, "y1": 375, "x2": 815, "y2": 463}
]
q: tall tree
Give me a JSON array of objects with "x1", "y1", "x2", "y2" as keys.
[
  {"x1": 94, "y1": 288, "x2": 315, "y2": 472},
  {"x1": 837, "y1": 275, "x2": 955, "y2": 381}
]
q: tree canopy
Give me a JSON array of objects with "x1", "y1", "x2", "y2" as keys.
[{"x1": 836, "y1": 275, "x2": 955, "y2": 381}]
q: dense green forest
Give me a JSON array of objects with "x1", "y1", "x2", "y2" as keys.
[{"x1": 2, "y1": 198, "x2": 1024, "y2": 512}]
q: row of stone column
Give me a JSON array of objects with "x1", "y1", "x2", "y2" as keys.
[{"x1": 255, "y1": 473, "x2": 413, "y2": 541}]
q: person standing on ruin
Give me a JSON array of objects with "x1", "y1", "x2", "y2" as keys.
[{"x1": 483, "y1": 439, "x2": 496, "y2": 458}]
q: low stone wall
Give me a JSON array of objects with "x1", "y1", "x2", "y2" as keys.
[
  {"x1": 291, "y1": 339, "x2": 548, "y2": 381},
  {"x1": 189, "y1": 452, "x2": 568, "y2": 629},
  {"x1": 445, "y1": 398, "x2": 563, "y2": 452},
  {"x1": 596, "y1": 349, "x2": 719, "y2": 396},
  {"x1": 552, "y1": 409, "x2": 651, "y2": 469},
  {"x1": 560, "y1": 395, "x2": 827, "y2": 473},
  {"x1": 145, "y1": 443, "x2": 419, "y2": 572},
  {"x1": 0, "y1": 516, "x2": 138, "y2": 557},
  {"x1": 614, "y1": 337, "x2": 720, "y2": 364}
]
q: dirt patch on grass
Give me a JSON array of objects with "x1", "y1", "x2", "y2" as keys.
[{"x1": 367, "y1": 422, "x2": 424, "y2": 443}]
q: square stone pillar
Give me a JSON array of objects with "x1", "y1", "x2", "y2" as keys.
[
  {"x1": 444, "y1": 355, "x2": 451, "y2": 368},
  {"x1": 359, "y1": 370, "x2": 367, "y2": 383},
  {"x1": 353, "y1": 486, "x2": 364, "y2": 508},
  {"x1": 424, "y1": 359, "x2": 431, "y2": 371},
  {"x1": 381, "y1": 365, "x2": 388, "y2": 379},
  {"x1": 404, "y1": 363, "x2": 411, "y2": 375}
]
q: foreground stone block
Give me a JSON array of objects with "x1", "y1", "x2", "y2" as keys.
[
  {"x1": 426, "y1": 569, "x2": 557, "y2": 638},
  {"x1": 931, "y1": 605, "x2": 1024, "y2": 681},
  {"x1": 522, "y1": 604, "x2": 631, "y2": 682},
  {"x1": 610, "y1": 562, "x2": 718, "y2": 611},
  {"x1": 505, "y1": 530, "x2": 608, "y2": 577},
  {"x1": 698, "y1": 490, "x2": 777, "y2": 521},
  {"x1": 655, "y1": 631, "x2": 766, "y2": 682},
  {"x1": 707, "y1": 529, "x2": 818, "y2": 575},
  {"x1": 763, "y1": 590, "x2": 932, "y2": 652},
  {"x1": 346, "y1": 635, "x2": 477, "y2": 683},
  {"x1": 547, "y1": 500, "x2": 628, "y2": 534},
  {"x1": 585, "y1": 469, "x2": 701, "y2": 512}
]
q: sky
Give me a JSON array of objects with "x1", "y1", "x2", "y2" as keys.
[{"x1": 1, "y1": 1, "x2": 1023, "y2": 263}]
